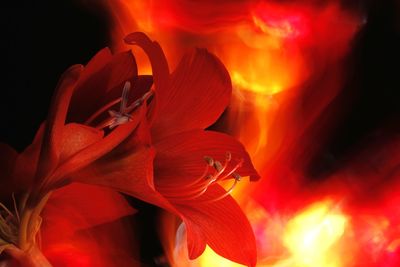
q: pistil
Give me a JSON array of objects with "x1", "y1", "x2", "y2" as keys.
[{"x1": 84, "y1": 81, "x2": 153, "y2": 130}]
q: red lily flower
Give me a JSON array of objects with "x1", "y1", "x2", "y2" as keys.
[
  {"x1": 72, "y1": 33, "x2": 260, "y2": 266},
  {"x1": 0, "y1": 45, "x2": 151, "y2": 264},
  {"x1": 1, "y1": 31, "x2": 259, "y2": 266}
]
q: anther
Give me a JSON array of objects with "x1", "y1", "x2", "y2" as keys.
[
  {"x1": 89, "y1": 81, "x2": 153, "y2": 130},
  {"x1": 214, "y1": 161, "x2": 223, "y2": 172},
  {"x1": 225, "y1": 152, "x2": 232, "y2": 161},
  {"x1": 205, "y1": 174, "x2": 213, "y2": 180},
  {"x1": 232, "y1": 172, "x2": 242, "y2": 181},
  {"x1": 204, "y1": 156, "x2": 214, "y2": 166},
  {"x1": 219, "y1": 159, "x2": 244, "y2": 180},
  {"x1": 159, "y1": 153, "x2": 244, "y2": 204}
]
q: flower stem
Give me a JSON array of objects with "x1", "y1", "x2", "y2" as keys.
[{"x1": 5, "y1": 244, "x2": 52, "y2": 267}]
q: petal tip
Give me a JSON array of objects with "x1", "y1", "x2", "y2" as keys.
[{"x1": 124, "y1": 32, "x2": 150, "y2": 45}]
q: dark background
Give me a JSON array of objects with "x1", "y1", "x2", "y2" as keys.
[
  {"x1": 1, "y1": 0, "x2": 111, "y2": 151},
  {"x1": 0, "y1": 0, "x2": 399, "y2": 265}
]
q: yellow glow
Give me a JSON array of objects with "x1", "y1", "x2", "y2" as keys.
[
  {"x1": 232, "y1": 71, "x2": 282, "y2": 95},
  {"x1": 197, "y1": 246, "x2": 245, "y2": 267},
  {"x1": 283, "y1": 201, "x2": 348, "y2": 267},
  {"x1": 252, "y1": 16, "x2": 296, "y2": 39}
]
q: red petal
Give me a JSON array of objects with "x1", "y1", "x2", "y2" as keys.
[
  {"x1": 154, "y1": 130, "x2": 259, "y2": 190},
  {"x1": 77, "y1": 48, "x2": 113, "y2": 85},
  {"x1": 68, "y1": 50, "x2": 138, "y2": 123},
  {"x1": 9, "y1": 123, "x2": 46, "y2": 196},
  {"x1": 45, "y1": 107, "x2": 144, "y2": 190},
  {"x1": 41, "y1": 183, "x2": 135, "y2": 243},
  {"x1": 151, "y1": 49, "x2": 232, "y2": 141},
  {"x1": 0, "y1": 143, "x2": 18, "y2": 198},
  {"x1": 37, "y1": 65, "x2": 83, "y2": 181},
  {"x1": 71, "y1": 146, "x2": 162, "y2": 204},
  {"x1": 70, "y1": 120, "x2": 176, "y2": 213},
  {"x1": 43, "y1": 216, "x2": 141, "y2": 267},
  {"x1": 124, "y1": 32, "x2": 170, "y2": 124},
  {"x1": 124, "y1": 32, "x2": 169, "y2": 93},
  {"x1": 177, "y1": 184, "x2": 257, "y2": 266},
  {"x1": 59, "y1": 123, "x2": 103, "y2": 163}
]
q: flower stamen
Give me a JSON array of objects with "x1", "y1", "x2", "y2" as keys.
[
  {"x1": 159, "y1": 152, "x2": 243, "y2": 203},
  {"x1": 101, "y1": 81, "x2": 133, "y2": 129},
  {"x1": 84, "y1": 81, "x2": 154, "y2": 130},
  {"x1": 203, "y1": 174, "x2": 242, "y2": 203}
]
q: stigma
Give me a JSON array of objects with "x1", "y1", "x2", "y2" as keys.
[
  {"x1": 107, "y1": 81, "x2": 135, "y2": 129},
  {"x1": 88, "y1": 81, "x2": 154, "y2": 130}
]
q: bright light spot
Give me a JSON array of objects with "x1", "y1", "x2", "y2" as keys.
[
  {"x1": 198, "y1": 246, "x2": 245, "y2": 267},
  {"x1": 252, "y1": 15, "x2": 299, "y2": 39},
  {"x1": 283, "y1": 201, "x2": 348, "y2": 267},
  {"x1": 232, "y1": 71, "x2": 282, "y2": 95}
]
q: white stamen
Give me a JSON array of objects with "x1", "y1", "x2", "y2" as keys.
[
  {"x1": 159, "y1": 152, "x2": 244, "y2": 203},
  {"x1": 204, "y1": 156, "x2": 214, "y2": 166},
  {"x1": 90, "y1": 81, "x2": 154, "y2": 130}
]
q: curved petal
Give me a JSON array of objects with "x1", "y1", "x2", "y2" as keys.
[
  {"x1": 76, "y1": 47, "x2": 113, "y2": 86},
  {"x1": 41, "y1": 183, "x2": 135, "y2": 242},
  {"x1": 124, "y1": 32, "x2": 169, "y2": 93},
  {"x1": 45, "y1": 106, "x2": 145, "y2": 191},
  {"x1": 9, "y1": 123, "x2": 46, "y2": 197},
  {"x1": 124, "y1": 32, "x2": 170, "y2": 124},
  {"x1": 70, "y1": 120, "x2": 176, "y2": 213},
  {"x1": 154, "y1": 130, "x2": 260, "y2": 191},
  {"x1": 59, "y1": 123, "x2": 104, "y2": 163},
  {"x1": 68, "y1": 50, "x2": 138, "y2": 123},
  {"x1": 70, "y1": 145, "x2": 179, "y2": 218},
  {"x1": 177, "y1": 184, "x2": 257, "y2": 266},
  {"x1": 0, "y1": 143, "x2": 18, "y2": 199},
  {"x1": 43, "y1": 216, "x2": 141, "y2": 267},
  {"x1": 36, "y1": 65, "x2": 83, "y2": 182},
  {"x1": 151, "y1": 49, "x2": 232, "y2": 141}
]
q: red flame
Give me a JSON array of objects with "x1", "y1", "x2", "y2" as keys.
[{"x1": 101, "y1": 0, "x2": 399, "y2": 266}]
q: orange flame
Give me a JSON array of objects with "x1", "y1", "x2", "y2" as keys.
[{"x1": 101, "y1": 1, "x2": 378, "y2": 266}]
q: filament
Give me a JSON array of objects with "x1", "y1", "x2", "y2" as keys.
[
  {"x1": 159, "y1": 152, "x2": 243, "y2": 203},
  {"x1": 83, "y1": 81, "x2": 153, "y2": 130}
]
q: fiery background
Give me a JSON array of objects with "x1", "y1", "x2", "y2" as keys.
[{"x1": 2, "y1": 0, "x2": 400, "y2": 266}]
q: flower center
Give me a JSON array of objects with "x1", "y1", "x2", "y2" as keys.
[
  {"x1": 159, "y1": 152, "x2": 243, "y2": 203},
  {"x1": 84, "y1": 81, "x2": 153, "y2": 130}
]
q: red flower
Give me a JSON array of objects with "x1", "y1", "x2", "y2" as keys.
[
  {"x1": 0, "y1": 45, "x2": 148, "y2": 264},
  {"x1": 1, "y1": 32, "x2": 259, "y2": 266},
  {"x1": 72, "y1": 33, "x2": 260, "y2": 266}
]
